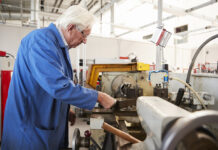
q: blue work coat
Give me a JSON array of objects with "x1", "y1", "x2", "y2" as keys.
[{"x1": 2, "y1": 23, "x2": 98, "y2": 150}]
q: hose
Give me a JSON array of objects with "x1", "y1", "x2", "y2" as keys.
[
  {"x1": 170, "y1": 77, "x2": 207, "y2": 109},
  {"x1": 148, "y1": 70, "x2": 168, "y2": 86},
  {"x1": 186, "y1": 34, "x2": 218, "y2": 84},
  {"x1": 176, "y1": 34, "x2": 218, "y2": 106}
]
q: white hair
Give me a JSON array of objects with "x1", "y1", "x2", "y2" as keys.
[{"x1": 55, "y1": 5, "x2": 96, "y2": 31}]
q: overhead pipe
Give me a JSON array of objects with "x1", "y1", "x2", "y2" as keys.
[
  {"x1": 72, "y1": 0, "x2": 82, "y2": 5},
  {"x1": 55, "y1": 0, "x2": 64, "y2": 13},
  {"x1": 29, "y1": 0, "x2": 40, "y2": 27},
  {"x1": 100, "y1": 0, "x2": 102, "y2": 33},
  {"x1": 76, "y1": 0, "x2": 82, "y2": 5},
  {"x1": 30, "y1": 0, "x2": 36, "y2": 23},
  {"x1": 87, "y1": 0, "x2": 99, "y2": 10},
  {"x1": 186, "y1": 0, "x2": 218, "y2": 13},
  {"x1": 70, "y1": 0, "x2": 76, "y2": 6},
  {"x1": 36, "y1": 0, "x2": 40, "y2": 28},
  {"x1": 51, "y1": 0, "x2": 58, "y2": 13},
  {"x1": 0, "y1": 4, "x2": 62, "y2": 16},
  {"x1": 1, "y1": 13, "x2": 29, "y2": 20},
  {"x1": 87, "y1": 0, "x2": 94, "y2": 8},
  {"x1": 94, "y1": 0, "x2": 120, "y2": 16},
  {"x1": 20, "y1": 0, "x2": 23, "y2": 24},
  {"x1": 110, "y1": 2, "x2": 114, "y2": 35}
]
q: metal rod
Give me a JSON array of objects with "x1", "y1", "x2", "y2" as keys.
[
  {"x1": 185, "y1": 0, "x2": 218, "y2": 13},
  {"x1": 30, "y1": 0, "x2": 36, "y2": 22},
  {"x1": 55, "y1": 0, "x2": 63, "y2": 13},
  {"x1": 82, "y1": 44, "x2": 86, "y2": 86},
  {"x1": 94, "y1": 0, "x2": 119, "y2": 16},
  {"x1": 51, "y1": 0, "x2": 58, "y2": 13},
  {"x1": 156, "y1": 0, "x2": 163, "y2": 70},
  {"x1": 20, "y1": 0, "x2": 23, "y2": 25},
  {"x1": 36, "y1": 0, "x2": 40, "y2": 28},
  {"x1": 100, "y1": 0, "x2": 102, "y2": 33},
  {"x1": 0, "y1": 3, "x2": 65, "y2": 12},
  {"x1": 110, "y1": 2, "x2": 114, "y2": 35},
  {"x1": 76, "y1": 47, "x2": 80, "y2": 84}
]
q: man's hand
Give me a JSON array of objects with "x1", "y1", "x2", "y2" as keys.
[
  {"x1": 68, "y1": 109, "x2": 76, "y2": 126},
  {"x1": 97, "y1": 92, "x2": 117, "y2": 109}
]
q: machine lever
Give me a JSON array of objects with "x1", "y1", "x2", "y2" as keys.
[{"x1": 102, "y1": 122, "x2": 141, "y2": 144}]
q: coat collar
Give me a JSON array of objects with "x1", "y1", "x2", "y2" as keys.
[{"x1": 48, "y1": 23, "x2": 68, "y2": 49}]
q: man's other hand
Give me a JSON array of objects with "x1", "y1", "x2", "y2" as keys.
[{"x1": 68, "y1": 109, "x2": 76, "y2": 126}]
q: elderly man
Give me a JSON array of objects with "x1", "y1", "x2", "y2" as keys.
[{"x1": 2, "y1": 5, "x2": 116, "y2": 150}]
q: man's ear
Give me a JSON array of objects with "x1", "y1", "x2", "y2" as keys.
[{"x1": 67, "y1": 24, "x2": 75, "y2": 31}]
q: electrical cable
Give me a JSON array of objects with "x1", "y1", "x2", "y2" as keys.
[
  {"x1": 6, "y1": 52, "x2": 15, "y2": 59},
  {"x1": 170, "y1": 77, "x2": 207, "y2": 109}
]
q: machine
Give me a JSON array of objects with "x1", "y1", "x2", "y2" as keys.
[
  {"x1": 72, "y1": 63, "x2": 151, "y2": 150},
  {"x1": 71, "y1": 60, "x2": 218, "y2": 150}
]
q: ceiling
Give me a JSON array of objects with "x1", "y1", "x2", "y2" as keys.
[{"x1": 0, "y1": 0, "x2": 218, "y2": 48}]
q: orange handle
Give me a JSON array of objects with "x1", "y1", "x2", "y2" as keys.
[{"x1": 102, "y1": 122, "x2": 141, "y2": 144}]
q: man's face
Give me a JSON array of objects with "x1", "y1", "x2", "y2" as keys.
[{"x1": 64, "y1": 24, "x2": 91, "y2": 49}]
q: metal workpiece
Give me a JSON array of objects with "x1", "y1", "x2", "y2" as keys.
[
  {"x1": 75, "y1": 108, "x2": 92, "y2": 118},
  {"x1": 110, "y1": 74, "x2": 143, "y2": 98},
  {"x1": 115, "y1": 98, "x2": 136, "y2": 109},
  {"x1": 101, "y1": 72, "x2": 153, "y2": 97},
  {"x1": 136, "y1": 96, "x2": 190, "y2": 150},
  {"x1": 161, "y1": 110, "x2": 218, "y2": 150},
  {"x1": 111, "y1": 74, "x2": 137, "y2": 98}
]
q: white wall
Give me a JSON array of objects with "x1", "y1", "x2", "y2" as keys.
[
  {"x1": 0, "y1": 24, "x2": 34, "y2": 57},
  {"x1": 191, "y1": 42, "x2": 218, "y2": 64},
  {"x1": 0, "y1": 24, "x2": 193, "y2": 71}
]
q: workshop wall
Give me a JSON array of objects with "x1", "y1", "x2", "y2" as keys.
[
  {"x1": 0, "y1": 24, "x2": 34, "y2": 57},
  {"x1": 69, "y1": 36, "x2": 193, "y2": 72},
  {"x1": 191, "y1": 43, "x2": 218, "y2": 65},
  {"x1": 0, "y1": 25, "x2": 193, "y2": 72}
]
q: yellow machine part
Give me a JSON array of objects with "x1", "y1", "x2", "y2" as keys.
[
  {"x1": 137, "y1": 63, "x2": 150, "y2": 71},
  {"x1": 87, "y1": 63, "x2": 150, "y2": 89}
]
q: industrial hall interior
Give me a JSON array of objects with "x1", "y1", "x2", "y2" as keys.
[{"x1": 1, "y1": 0, "x2": 218, "y2": 150}]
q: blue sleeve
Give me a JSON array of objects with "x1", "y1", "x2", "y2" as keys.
[{"x1": 27, "y1": 33, "x2": 98, "y2": 110}]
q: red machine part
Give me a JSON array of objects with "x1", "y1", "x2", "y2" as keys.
[
  {"x1": 156, "y1": 29, "x2": 166, "y2": 46},
  {"x1": 1, "y1": 70, "x2": 12, "y2": 135},
  {"x1": 0, "y1": 51, "x2": 6, "y2": 57},
  {"x1": 84, "y1": 130, "x2": 91, "y2": 137}
]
